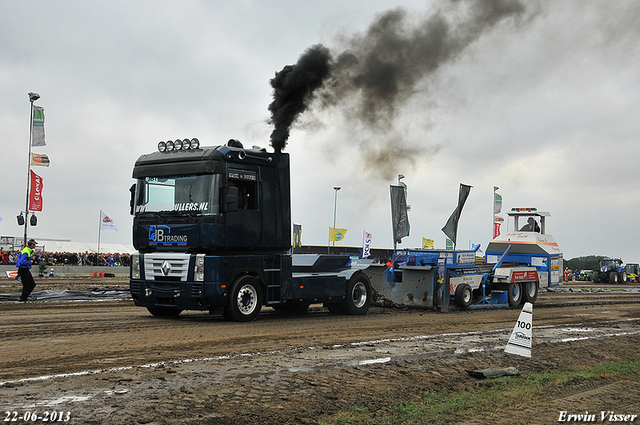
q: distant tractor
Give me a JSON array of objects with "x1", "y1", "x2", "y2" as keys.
[
  {"x1": 625, "y1": 263, "x2": 639, "y2": 283},
  {"x1": 577, "y1": 270, "x2": 593, "y2": 281},
  {"x1": 592, "y1": 258, "x2": 626, "y2": 284}
]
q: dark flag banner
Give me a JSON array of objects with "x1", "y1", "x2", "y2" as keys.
[
  {"x1": 390, "y1": 185, "x2": 410, "y2": 244},
  {"x1": 441, "y1": 183, "x2": 472, "y2": 245}
]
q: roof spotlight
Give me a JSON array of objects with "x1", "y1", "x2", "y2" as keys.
[
  {"x1": 190, "y1": 138, "x2": 200, "y2": 149},
  {"x1": 174, "y1": 139, "x2": 183, "y2": 150},
  {"x1": 166, "y1": 140, "x2": 174, "y2": 151},
  {"x1": 182, "y1": 138, "x2": 191, "y2": 149},
  {"x1": 158, "y1": 141, "x2": 166, "y2": 152}
]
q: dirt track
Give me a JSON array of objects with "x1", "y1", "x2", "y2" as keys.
[{"x1": 1, "y1": 278, "x2": 639, "y2": 424}]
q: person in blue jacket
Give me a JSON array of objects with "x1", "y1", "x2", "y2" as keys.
[{"x1": 16, "y1": 239, "x2": 38, "y2": 302}]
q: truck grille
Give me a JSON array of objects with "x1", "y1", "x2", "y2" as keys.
[{"x1": 144, "y1": 253, "x2": 190, "y2": 281}]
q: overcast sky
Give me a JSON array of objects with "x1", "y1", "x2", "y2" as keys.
[{"x1": 1, "y1": 0, "x2": 639, "y2": 261}]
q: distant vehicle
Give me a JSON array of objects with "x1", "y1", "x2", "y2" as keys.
[
  {"x1": 592, "y1": 258, "x2": 626, "y2": 284},
  {"x1": 576, "y1": 270, "x2": 593, "y2": 281},
  {"x1": 625, "y1": 263, "x2": 639, "y2": 283}
]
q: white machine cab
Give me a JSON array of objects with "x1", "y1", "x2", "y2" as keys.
[{"x1": 486, "y1": 208, "x2": 563, "y2": 287}]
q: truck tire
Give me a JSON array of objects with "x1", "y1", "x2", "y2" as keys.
[
  {"x1": 522, "y1": 281, "x2": 538, "y2": 303},
  {"x1": 507, "y1": 282, "x2": 522, "y2": 307},
  {"x1": 344, "y1": 272, "x2": 372, "y2": 315},
  {"x1": 225, "y1": 275, "x2": 263, "y2": 322},
  {"x1": 592, "y1": 273, "x2": 599, "y2": 283},
  {"x1": 609, "y1": 272, "x2": 618, "y2": 284},
  {"x1": 146, "y1": 307, "x2": 183, "y2": 317},
  {"x1": 619, "y1": 271, "x2": 627, "y2": 283},
  {"x1": 454, "y1": 284, "x2": 472, "y2": 309}
]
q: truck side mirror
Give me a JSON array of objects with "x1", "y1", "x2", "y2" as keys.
[
  {"x1": 129, "y1": 184, "x2": 136, "y2": 215},
  {"x1": 224, "y1": 186, "x2": 239, "y2": 213}
]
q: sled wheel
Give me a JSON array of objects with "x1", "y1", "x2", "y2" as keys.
[
  {"x1": 454, "y1": 284, "x2": 473, "y2": 309},
  {"x1": 225, "y1": 275, "x2": 263, "y2": 322},
  {"x1": 507, "y1": 282, "x2": 522, "y2": 307},
  {"x1": 522, "y1": 281, "x2": 538, "y2": 303}
]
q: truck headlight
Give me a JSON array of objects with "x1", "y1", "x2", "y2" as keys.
[
  {"x1": 131, "y1": 253, "x2": 141, "y2": 279},
  {"x1": 194, "y1": 254, "x2": 205, "y2": 282}
]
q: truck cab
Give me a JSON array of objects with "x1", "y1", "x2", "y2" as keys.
[{"x1": 131, "y1": 139, "x2": 290, "y2": 253}]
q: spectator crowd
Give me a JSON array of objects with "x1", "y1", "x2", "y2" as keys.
[{"x1": 0, "y1": 248, "x2": 131, "y2": 267}]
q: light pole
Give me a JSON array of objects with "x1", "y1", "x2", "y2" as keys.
[
  {"x1": 330, "y1": 186, "x2": 341, "y2": 252},
  {"x1": 22, "y1": 92, "x2": 40, "y2": 246}
]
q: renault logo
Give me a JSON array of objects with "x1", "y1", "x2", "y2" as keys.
[{"x1": 161, "y1": 261, "x2": 172, "y2": 276}]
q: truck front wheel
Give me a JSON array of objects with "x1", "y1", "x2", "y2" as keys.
[
  {"x1": 344, "y1": 273, "x2": 372, "y2": 315},
  {"x1": 225, "y1": 275, "x2": 263, "y2": 322},
  {"x1": 507, "y1": 282, "x2": 522, "y2": 307}
]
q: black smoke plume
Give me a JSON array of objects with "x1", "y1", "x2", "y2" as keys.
[
  {"x1": 268, "y1": 44, "x2": 331, "y2": 152},
  {"x1": 268, "y1": 0, "x2": 527, "y2": 173}
]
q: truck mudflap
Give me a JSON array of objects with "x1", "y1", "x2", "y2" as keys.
[{"x1": 365, "y1": 264, "x2": 440, "y2": 309}]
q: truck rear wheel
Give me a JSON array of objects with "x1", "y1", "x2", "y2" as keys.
[
  {"x1": 146, "y1": 307, "x2": 183, "y2": 317},
  {"x1": 523, "y1": 281, "x2": 538, "y2": 303},
  {"x1": 344, "y1": 273, "x2": 372, "y2": 315},
  {"x1": 507, "y1": 282, "x2": 522, "y2": 307},
  {"x1": 619, "y1": 271, "x2": 627, "y2": 283},
  {"x1": 225, "y1": 275, "x2": 263, "y2": 322},
  {"x1": 609, "y1": 272, "x2": 618, "y2": 284},
  {"x1": 454, "y1": 284, "x2": 472, "y2": 309}
]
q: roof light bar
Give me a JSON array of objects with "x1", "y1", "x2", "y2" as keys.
[{"x1": 158, "y1": 138, "x2": 201, "y2": 152}]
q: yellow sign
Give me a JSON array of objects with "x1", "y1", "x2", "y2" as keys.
[{"x1": 422, "y1": 238, "x2": 434, "y2": 249}]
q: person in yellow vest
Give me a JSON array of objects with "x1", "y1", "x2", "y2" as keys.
[{"x1": 16, "y1": 239, "x2": 38, "y2": 302}]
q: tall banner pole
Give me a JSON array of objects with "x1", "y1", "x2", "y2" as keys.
[{"x1": 23, "y1": 97, "x2": 36, "y2": 247}]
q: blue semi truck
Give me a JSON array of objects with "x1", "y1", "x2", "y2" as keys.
[{"x1": 129, "y1": 138, "x2": 372, "y2": 321}]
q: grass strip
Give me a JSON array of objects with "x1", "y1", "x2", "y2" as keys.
[{"x1": 321, "y1": 360, "x2": 640, "y2": 425}]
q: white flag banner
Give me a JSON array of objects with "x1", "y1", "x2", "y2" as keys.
[
  {"x1": 32, "y1": 105, "x2": 46, "y2": 147},
  {"x1": 31, "y1": 153, "x2": 50, "y2": 167},
  {"x1": 363, "y1": 231, "x2": 372, "y2": 258},
  {"x1": 494, "y1": 192, "x2": 502, "y2": 214},
  {"x1": 100, "y1": 210, "x2": 118, "y2": 231}
]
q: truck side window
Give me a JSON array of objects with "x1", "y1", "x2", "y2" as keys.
[{"x1": 229, "y1": 179, "x2": 257, "y2": 210}]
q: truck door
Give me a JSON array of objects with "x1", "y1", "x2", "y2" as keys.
[{"x1": 226, "y1": 169, "x2": 261, "y2": 248}]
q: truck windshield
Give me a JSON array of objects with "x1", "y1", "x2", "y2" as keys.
[{"x1": 134, "y1": 174, "x2": 221, "y2": 216}]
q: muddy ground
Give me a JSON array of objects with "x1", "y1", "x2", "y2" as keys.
[{"x1": 0, "y1": 277, "x2": 639, "y2": 424}]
